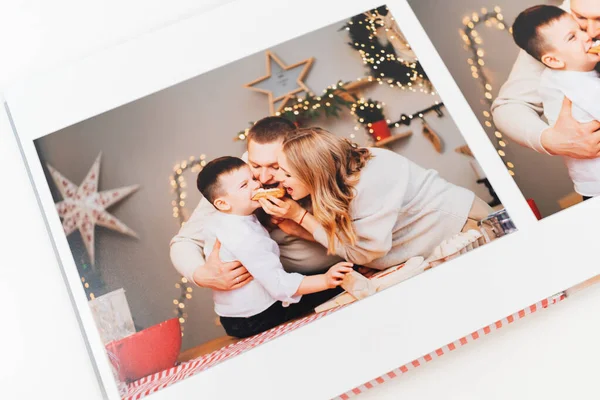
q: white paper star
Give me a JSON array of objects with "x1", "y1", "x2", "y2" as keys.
[{"x1": 47, "y1": 153, "x2": 139, "y2": 265}]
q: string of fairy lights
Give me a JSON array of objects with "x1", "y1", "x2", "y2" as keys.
[
  {"x1": 234, "y1": 79, "x2": 386, "y2": 144},
  {"x1": 275, "y1": 81, "x2": 354, "y2": 120},
  {"x1": 344, "y1": 5, "x2": 435, "y2": 95},
  {"x1": 169, "y1": 155, "x2": 208, "y2": 337},
  {"x1": 460, "y1": 6, "x2": 516, "y2": 176},
  {"x1": 234, "y1": 81, "x2": 357, "y2": 142}
]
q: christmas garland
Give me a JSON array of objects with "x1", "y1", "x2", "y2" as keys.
[
  {"x1": 235, "y1": 81, "x2": 357, "y2": 141},
  {"x1": 343, "y1": 5, "x2": 431, "y2": 91}
]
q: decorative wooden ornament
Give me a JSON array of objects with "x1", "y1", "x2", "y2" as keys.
[
  {"x1": 333, "y1": 78, "x2": 376, "y2": 102},
  {"x1": 455, "y1": 144, "x2": 474, "y2": 157},
  {"x1": 421, "y1": 119, "x2": 443, "y2": 153},
  {"x1": 373, "y1": 130, "x2": 413, "y2": 148},
  {"x1": 244, "y1": 50, "x2": 314, "y2": 115}
]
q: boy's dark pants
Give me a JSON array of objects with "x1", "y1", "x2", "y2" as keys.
[{"x1": 220, "y1": 287, "x2": 343, "y2": 338}]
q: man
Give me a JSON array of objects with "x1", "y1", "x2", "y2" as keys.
[
  {"x1": 169, "y1": 116, "x2": 343, "y2": 291},
  {"x1": 492, "y1": 0, "x2": 600, "y2": 159}
]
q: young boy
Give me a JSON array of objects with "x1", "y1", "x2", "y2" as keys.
[
  {"x1": 512, "y1": 5, "x2": 600, "y2": 199},
  {"x1": 196, "y1": 156, "x2": 353, "y2": 338}
]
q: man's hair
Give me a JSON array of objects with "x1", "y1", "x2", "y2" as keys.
[
  {"x1": 246, "y1": 116, "x2": 296, "y2": 144},
  {"x1": 512, "y1": 5, "x2": 568, "y2": 61},
  {"x1": 197, "y1": 156, "x2": 247, "y2": 204}
]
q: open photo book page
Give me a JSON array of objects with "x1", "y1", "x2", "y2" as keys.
[{"x1": 5, "y1": 0, "x2": 600, "y2": 399}]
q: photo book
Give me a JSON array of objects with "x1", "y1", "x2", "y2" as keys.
[{"x1": 4, "y1": 0, "x2": 600, "y2": 398}]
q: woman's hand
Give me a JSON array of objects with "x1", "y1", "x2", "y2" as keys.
[
  {"x1": 259, "y1": 195, "x2": 305, "y2": 222},
  {"x1": 324, "y1": 261, "x2": 354, "y2": 289}
]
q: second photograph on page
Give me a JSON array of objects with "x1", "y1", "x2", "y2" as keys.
[
  {"x1": 30, "y1": 4, "x2": 515, "y2": 397},
  {"x1": 408, "y1": 0, "x2": 600, "y2": 220}
]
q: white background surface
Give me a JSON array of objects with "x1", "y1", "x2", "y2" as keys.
[{"x1": 2, "y1": 1, "x2": 600, "y2": 399}]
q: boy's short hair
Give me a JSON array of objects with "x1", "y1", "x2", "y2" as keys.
[
  {"x1": 512, "y1": 5, "x2": 568, "y2": 61},
  {"x1": 246, "y1": 116, "x2": 296, "y2": 144},
  {"x1": 197, "y1": 156, "x2": 247, "y2": 204}
]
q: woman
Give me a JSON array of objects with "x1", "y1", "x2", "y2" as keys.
[{"x1": 258, "y1": 127, "x2": 493, "y2": 270}]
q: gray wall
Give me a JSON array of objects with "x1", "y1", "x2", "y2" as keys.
[
  {"x1": 407, "y1": 0, "x2": 573, "y2": 218},
  {"x1": 35, "y1": 18, "x2": 495, "y2": 350}
]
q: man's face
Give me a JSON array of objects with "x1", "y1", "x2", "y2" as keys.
[
  {"x1": 247, "y1": 139, "x2": 283, "y2": 187},
  {"x1": 571, "y1": 0, "x2": 600, "y2": 39}
]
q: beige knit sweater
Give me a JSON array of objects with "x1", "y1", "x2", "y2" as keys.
[{"x1": 310, "y1": 147, "x2": 475, "y2": 270}]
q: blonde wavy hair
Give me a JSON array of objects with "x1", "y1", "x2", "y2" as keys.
[{"x1": 282, "y1": 127, "x2": 373, "y2": 254}]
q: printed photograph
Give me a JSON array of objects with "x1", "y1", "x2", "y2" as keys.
[
  {"x1": 408, "y1": 0, "x2": 600, "y2": 219},
  {"x1": 32, "y1": 5, "x2": 514, "y2": 398}
]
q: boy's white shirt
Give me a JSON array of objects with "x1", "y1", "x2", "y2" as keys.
[
  {"x1": 491, "y1": 0, "x2": 570, "y2": 154},
  {"x1": 540, "y1": 68, "x2": 600, "y2": 196},
  {"x1": 203, "y1": 212, "x2": 305, "y2": 318}
]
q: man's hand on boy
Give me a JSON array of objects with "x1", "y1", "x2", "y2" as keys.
[
  {"x1": 193, "y1": 239, "x2": 252, "y2": 291},
  {"x1": 541, "y1": 97, "x2": 600, "y2": 159}
]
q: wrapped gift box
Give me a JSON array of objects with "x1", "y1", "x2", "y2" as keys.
[{"x1": 88, "y1": 288, "x2": 136, "y2": 345}]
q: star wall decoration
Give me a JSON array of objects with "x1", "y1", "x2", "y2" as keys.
[
  {"x1": 244, "y1": 50, "x2": 314, "y2": 115},
  {"x1": 47, "y1": 153, "x2": 139, "y2": 265}
]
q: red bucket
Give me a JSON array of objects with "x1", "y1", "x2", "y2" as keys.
[{"x1": 106, "y1": 318, "x2": 182, "y2": 382}]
